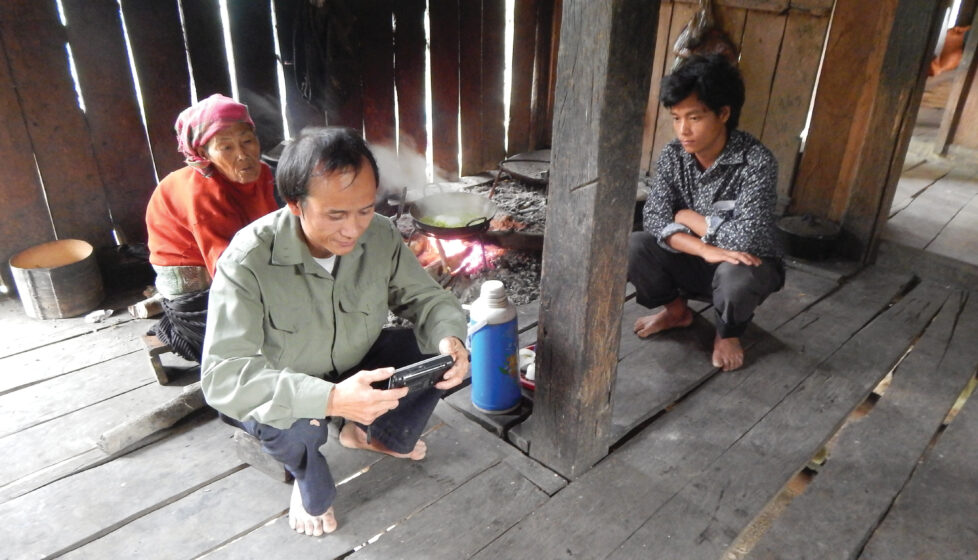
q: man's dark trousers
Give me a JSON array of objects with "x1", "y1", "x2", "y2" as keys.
[
  {"x1": 628, "y1": 231, "x2": 784, "y2": 338},
  {"x1": 222, "y1": 327, "x2": 440, "y2": 516}
]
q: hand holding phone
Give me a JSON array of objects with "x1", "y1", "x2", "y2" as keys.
[{"x1": 388, "y1": 354, "x2": 455, "y2": 392}]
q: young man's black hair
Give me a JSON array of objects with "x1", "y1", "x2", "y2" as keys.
[{"x1": 660, "y1": 54, "x2": 745, "y2": 132}]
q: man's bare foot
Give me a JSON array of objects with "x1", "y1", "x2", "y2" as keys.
[
  {"x1": 712, "y1": 335, "x2": 744, "y2": 372},
  {"x1": 288, "y1": 482, "x2": 337, "y2": 537},
  {"x1": 338, "y1": 423, "x2": 427, "y2": 460},
  {"x1": 634, "y1": 299, "x2": 693, "y2": 338}
]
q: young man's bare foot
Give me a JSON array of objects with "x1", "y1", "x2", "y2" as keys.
[
  {"x1": 338, "y1": 423, "x2": 427, "y2": 460},
  {"x1": 712, "y1": 335, "x2": 744, "y2": 372},
  {"x1": 634, "y1": 298, "x2": 694, "y2": 338},
  {"x1": 288, "y1": 482, "x2": 337, "y2": 537}
]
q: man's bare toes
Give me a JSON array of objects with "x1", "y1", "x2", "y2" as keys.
[
  {"x1": 409, "y1": 439, "x2": 427, "y2": 460},
  {"x1": 322, "y1": 507, "x2": 338, "y2": 533}
]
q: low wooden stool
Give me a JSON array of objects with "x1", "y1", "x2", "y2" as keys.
[
  {"x1": 142, "y1": 334, "x2": 172, "y2": 385},
  {"x1": 233, "y1": 431, "x2": 293, "y2": 483}
]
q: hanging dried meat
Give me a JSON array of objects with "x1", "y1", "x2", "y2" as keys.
[{"x1": 671, "y1": 0, "x2": 739, "y2": 70}]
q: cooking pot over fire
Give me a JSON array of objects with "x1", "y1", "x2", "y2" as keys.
[{"x1": 409, "y1": 192, "x2": 498, "y2": 240}]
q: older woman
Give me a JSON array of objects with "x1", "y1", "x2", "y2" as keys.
[{"x1": 146, "y1": 94, "x2": 279, "y2": 362}]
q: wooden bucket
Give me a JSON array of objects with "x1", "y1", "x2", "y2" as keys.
[{"x1": 9, "y1": 239, "x2": 105, "y2": 319}]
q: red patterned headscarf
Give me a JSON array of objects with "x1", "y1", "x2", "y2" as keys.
[{"x1": 174, "y1": 94, "x2": 255, "y2": 177}]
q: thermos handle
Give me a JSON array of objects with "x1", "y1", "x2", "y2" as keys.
[{"x1": 467, "y1": 319, "x2": 488, "y2": 337}]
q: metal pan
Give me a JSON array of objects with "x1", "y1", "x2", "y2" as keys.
[{"x1": 409, "y1": 192, "x2": 498, "y2": 240}]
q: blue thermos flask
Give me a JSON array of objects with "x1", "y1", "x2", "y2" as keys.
[{"x1": 468, "y1": 280, "x2": 522, "y2": 414}]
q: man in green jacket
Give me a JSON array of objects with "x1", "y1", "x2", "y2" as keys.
[{"x1": 201, "y1": 127, "x2": 470, "y2": 537}]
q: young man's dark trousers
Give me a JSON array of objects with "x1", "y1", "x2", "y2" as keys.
[
  {"x1": 627, "y1": 231, "x2": 784, "y2": 338},
  {"x1": 221, "y1": 327, "x2": 440, "y2": 516}
]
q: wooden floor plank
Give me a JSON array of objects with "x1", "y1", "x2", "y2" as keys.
[
  {"x1": 888, "y1": 160, "x2": 952, "y2": 218},
  {"x1": 0, "y1": 351, "x2": 155, "y2": 438},
  {"x1": 348, "y1": 461, "x2": 549, "y2": 559},
  {"x1": 926, "y1": 191, "x2": 978, "y2": 268},
  {"x1": 884, "y1": 169, "x2": 978, "y2": 250},
  {"x1": 474, "y1": 268, "x2": 913, "y2": 560},
  {"x1": 0, "y1": 288, "x2": 141, "y2": 359},
  {"x1": 61, "y1": 467, "x2": 291, "y2": 560},
  {"x1": 205, "y1": 412, "x2": 507, "y2": 559},
  {"x1": 0, "y1": 380, "x2": 197, "y2": 497},
  {"x1": 606, "y1": 281, "x2": 950, "y2": 560},
  {"x1": 858, "y1": 382, "x2": 978, "y2": 559},
  {"x1": 0, "y1": 416, "x2": 241, "y2": 559},
  {"x1": 747, "y1": 289, "x2": 978, "y2": 559},
  {"x1": 0, "y1": 318, "x2": 151, "y2": 395}
]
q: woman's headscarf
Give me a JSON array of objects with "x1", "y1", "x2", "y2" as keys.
[{"x1": 174, "y1": 93, "x2": 255, "y2": 177}]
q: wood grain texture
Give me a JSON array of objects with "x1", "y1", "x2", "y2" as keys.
[
  {"x1": 119, "y1": 0, "x2": 191, "y2": 178},
  {"x1": 0, "y1": 1, "x2": 113, "y2": 247},
  {"x1": 459, "y1": 0, "x2": 485, "y2": 175},
  {"x1": 359, "y1": 1, "x2": 396, "y2": 147},
  {"x1": 747, "y1": 289, "x2": 978, "y2": 560},
  {"x1": 481, "y1": 0, "x2": 507, "y2": 169},
  {"x1": 272, "y1": 0, "x2": 326, "y2": 135},
  {"x1": 607, "y1": 281, "x2": 948, "y2": 560},
  {"x1": 205, "y1": 415, "x2": 505, "y2": 559},
  {"x1": 0, "y1": 417, "x2": 240, "y2": 559},
  {"x1": 738, "y1": 10, "x2": 785, "y2": 137},
  {"x1": 395, "y1": 0, "x2": 427, "y2": 156},
  {"x1": 507, "y1": 0, "x2": 539, "y2": 156},
  {"x1": 476, "y1": 267, "x2": 912, "y2": 560},
  {"x1": 227, "y1": 0, "x2": 284, "y2": 150},
  {"x1": 858, "y1": 376, "x2": 978, "y2": 559},
  {"x1": 640, "y1": 1, "x2": 675, "y2": 174},
  {"x1": 61, "y1": 0, "x2": 158, "y2": 244},
  {"x1": 759, "y1": 9, "x2": 829, "y2": 211},
  {"x1": 0, "y1": 26, "x2": 56, "y2": 288},
  {"x1": 530, "y1": 0, "x2": 659, "y2": 478},
  {"x1": 180, "y1": 0, "x2": 232, "y2": 99},
  {"x1": 529, "y1": 0, "x2": 557, "y2": 149},
  {"x1": 429, "y1": 0, "x2": 461, "y2": 178}
]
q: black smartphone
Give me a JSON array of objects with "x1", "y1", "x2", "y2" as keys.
[{"x1": 388, "y1": 354, "x2": 455, "y2": 392}]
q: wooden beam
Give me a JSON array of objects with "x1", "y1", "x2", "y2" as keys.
[
  {"x1": 271, "y1": 0, "x2": 326, "y2": 136},
  {"x1": 226, "y1": 0, "x2": 284, "y2": 150},
  {"x1": 530, "y1": 0, "x2": 659, "y2": 479},
  {"x1": 119, "y1": 0, "x2": 191, "y2": 178},
  {"x1": 62, "y1": 0, "x2": 157, "y2": 244},
  {"x1": 0, "y1": 1, "x2": 112, "y2": 247},
  {"x1": 459, "y1": 1, "x2": 484, "y2": 175},
  {"x1": 0, "y1": 26, "x2": 55, "y2": 288},
  {"x1": 507, "y1": 0, "x2": 539, "y2": 156},
  {"x1": 429, "y1": 0, "x2": 461, "y2": 178},
  {"x1": 359, "y1": 1, "x2": 396, "y2": 147},
  {"x1": 394, "y1": 0, "x2": 427, "y2": 156},
  {"x1": 528, "y1": 0, "x2": 556, "y2": 150},
  {"x1": 179, "y1": 0, "x2": 232, "y2": 99},
  {"x1": 936, "y1": 5, "x2": 978, "y2": 153},
  {"x1": 672, "y1": 0, "x2": 833, "y2": 15},
  {"x1": 639, "y1": 1, "x2": 674, "y2": 174}
]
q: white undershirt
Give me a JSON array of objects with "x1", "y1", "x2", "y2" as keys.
[{"x1": 312, "y1": 255, "x2": 337, "y2": 275}]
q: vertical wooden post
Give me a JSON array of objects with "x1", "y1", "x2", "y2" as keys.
[
  {"x1": 790, "y1": 0, "x2": 946, "y2": 261},
  {"x1": 394, "y1": 0, "x2": 427, "y2": 156},
  {"x1": 935, "y1": 6, "x2": 978, "y2": 154},
  {"x1": 226, "y1": 1, "x2": 284, "y2": 150},
  {"x1": 530, "y1": 0, "x2": 659, "y2": 479},
  {"x1": 180, "y1": 0, "x2": 232, "y2": 99},
  {"x1": 429, "y1": 0, "x2": 461, "y2": 178}
]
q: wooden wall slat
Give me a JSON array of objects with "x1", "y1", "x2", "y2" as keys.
[
  {"x1": 322, "y1": 4, "x2": 364, "y2": 130},
  {"x1": 272, "y1": 0, "x2": 326, "y2": 137},
  {"x1": 738, "y1": 10, "x2": 786, "y2": 138},
  {"x1": 714, "y1": 6, "x2": 748, "y2": 47},
  {"x1": 0, "y1": 1, "x2": 112, "y2": 247},
  {"x1": 394, "y1": 0, "x2": 427, "y2": 156},
  {"x1": 640, "y1": 2, "x2": 674, "y2": 174},
  {"x1": 62, "y1": 0, "x2": 157, "y2": 244},
  {"x1": 673, "y1": 0, "x2": 788, "y2": 12},
  {"x1": 429, "y1": 0, "x2": 460, "y2": 178},
  {"x1": 119, "y1": 0, "x2": 191, "y2": 178},
  {"x1": 459, "y1": 1, "x2": 485, "y2": 175},
  {"x1": 529, "y1": 0, "x2": 556, "y2": 150},
  {"x1": 359, "y1": 2, "x2": 396, "y2": 148},
  {"x1": 648, "y1": 2, "x2": 701, "y2": 162},
  {"x1": 760, "y1": 10, "x2": 830, "y2": 212},
  {"x1": 481, "y1": 0, "x2": 507, "y2": 169},
  {"x1": 937, "y1": 6, "x2": 978, "y2": 153},
  {"x1": 0, "y1": 32, "x2": 56, "y2": 288},
  {"x1": 179, "y1": 0, "x2": 232, "y2": 100},
  {"x1": 507, "y1": 0, "x2": 539, "y2": 156},
  {"x1": 227, "y1": 0, "x2": 284, "y2": 151}
]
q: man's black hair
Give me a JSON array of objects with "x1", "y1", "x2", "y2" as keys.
[
  {"x1": 276, "y1": 126, "x2": 380, "y2": 204},
  {"x1": 660, "y1": 54, "x2": 745, "y2": 132}
]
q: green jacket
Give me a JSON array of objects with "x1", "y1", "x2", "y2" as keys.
[{"x1": 201, "y1": 208, "x2": 467, "y2": 429}]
